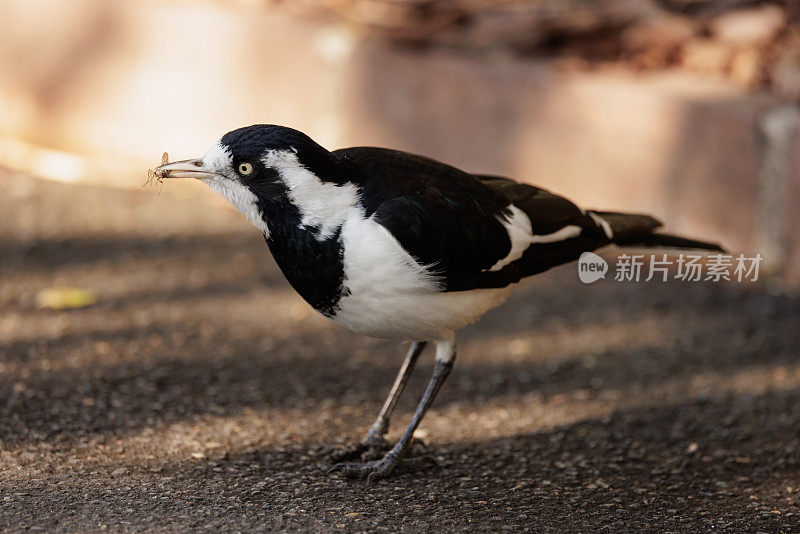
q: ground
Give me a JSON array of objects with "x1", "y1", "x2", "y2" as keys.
[{"x1": 1, "y1": 169, "x2": 799, "y2": 532}]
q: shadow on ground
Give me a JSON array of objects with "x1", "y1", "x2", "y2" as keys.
[
  {"x1": 5, "y1": 390, "x2": 800, "y2": 531},
  {"x1": 1, "y1": 172, "x2": 799, "y2": 531}
]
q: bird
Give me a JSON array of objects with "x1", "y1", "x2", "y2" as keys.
[{"x1": 154, "y1": 124, "x2": 723, "y2": 481}]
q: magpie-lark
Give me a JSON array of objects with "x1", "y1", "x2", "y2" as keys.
[{"x1": 155, "y1": 124, "x2": 723, "y2": 480}]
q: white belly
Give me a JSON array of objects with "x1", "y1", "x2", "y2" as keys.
[{"x1": 330, "y1": 211, "x2": 512, "y2": 340}]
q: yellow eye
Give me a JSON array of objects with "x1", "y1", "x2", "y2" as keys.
[{"x1": 238, "y1": 162, "x2": 254, "y2": 175}]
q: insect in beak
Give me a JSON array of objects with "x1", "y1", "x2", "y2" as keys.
[{"x1": 146, "y1": 152, "x2": 224, "y2": 191}]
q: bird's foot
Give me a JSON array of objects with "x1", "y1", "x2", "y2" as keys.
[
  {"x1": 329, "y1": 432, "x2": 388, "y2": 462},
  {"x1": 328, "y1": 449, "x2": 402, "y2": 483}
]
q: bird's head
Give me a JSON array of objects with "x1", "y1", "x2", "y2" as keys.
[{"x1": 154, "y1": 124, "x2": 348, "y2": 236}]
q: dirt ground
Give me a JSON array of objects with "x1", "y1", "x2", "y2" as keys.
[{"x1": 1, "y1": 168, "x2": 800, "y2": 532}]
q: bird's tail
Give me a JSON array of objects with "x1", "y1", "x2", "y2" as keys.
[{"x1": 590, "y1": 210, "x2": 725, "y2": 252}]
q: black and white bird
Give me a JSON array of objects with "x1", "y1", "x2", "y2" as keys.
[{"x1": 155, "y1": 124, "x2": 723, "y2": 480}]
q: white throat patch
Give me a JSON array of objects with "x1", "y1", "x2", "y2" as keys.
[
  {"x1": 262, "y1": 149, "x2": 359, "y2": 239},
  {"x1": 201, "y1": 141, "x2": 271, "y2": 237},
  {"x1": 206, "y1": 177, "x2": 270, "y2": 236}
]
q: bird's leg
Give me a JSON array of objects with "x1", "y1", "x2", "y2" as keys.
[
  {"x1": 332, "y1": 338, "x2": 455, "y2": 481},
  {"x1": 331, "y1": 341, "x2": 427, "y2": 461}
]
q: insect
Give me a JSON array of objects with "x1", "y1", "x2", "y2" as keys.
[{"x1": 144, "y1": 152, "x2": 169, "y2": 194}]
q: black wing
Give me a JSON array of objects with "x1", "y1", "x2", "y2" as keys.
[{"x1": 334, "y1": 147, "x2": 635, "y2": 291}]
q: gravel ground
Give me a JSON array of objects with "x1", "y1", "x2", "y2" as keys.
[{"x1": 1, "y1": 169, "x2": 800, "y2": 532}]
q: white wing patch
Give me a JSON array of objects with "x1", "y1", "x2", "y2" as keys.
[
  {"x1": 530, "y1": 225, "x2": 582, "y2": 243},
  {"x1": 262, "y1": 149, "x2": 359, "y2": 239},
  {"x1": 589, "y1": 212, "x2": 614, "y2": 240},
  {"x1": 489, "y1": 206, "x2": 534, "y2": 271},
  {"x1": 488, "y1": 205, "x2": 582, "y2": 271}
]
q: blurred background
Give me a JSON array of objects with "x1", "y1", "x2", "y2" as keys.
[
  {"x1": 2, "y1": 1, "x2": 800, "y2": 530},
  {"x1": 1, "y1": 0, "x2": 799, "y2": 277}
]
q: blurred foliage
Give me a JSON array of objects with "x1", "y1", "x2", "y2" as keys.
[{"x1": 309, "y1": 0, "x2": 800, "y2": 97}]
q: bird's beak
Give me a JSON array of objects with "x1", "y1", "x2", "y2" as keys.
[{"x1": 152, "y1": 158, "x2": 221, "y2": 180}]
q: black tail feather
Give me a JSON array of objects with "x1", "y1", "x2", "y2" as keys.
[
  {"x1": 591, "y1": 210, "x2": 725, "y2": 252},
  {"x1": 621, "y1": 232, "x2": 726, "y2": 252}
]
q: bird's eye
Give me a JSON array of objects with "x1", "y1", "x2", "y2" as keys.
[{"x1": 238, "y1": 162, "x2": 254, "y2": 175}]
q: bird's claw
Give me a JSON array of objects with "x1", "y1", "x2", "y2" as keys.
[
  {"x1": 328, "y1": 451, "x2": 402, "y2": 483},
  {"x1": 329, "y1": 433, "x2": 388, "y2": 462}
]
